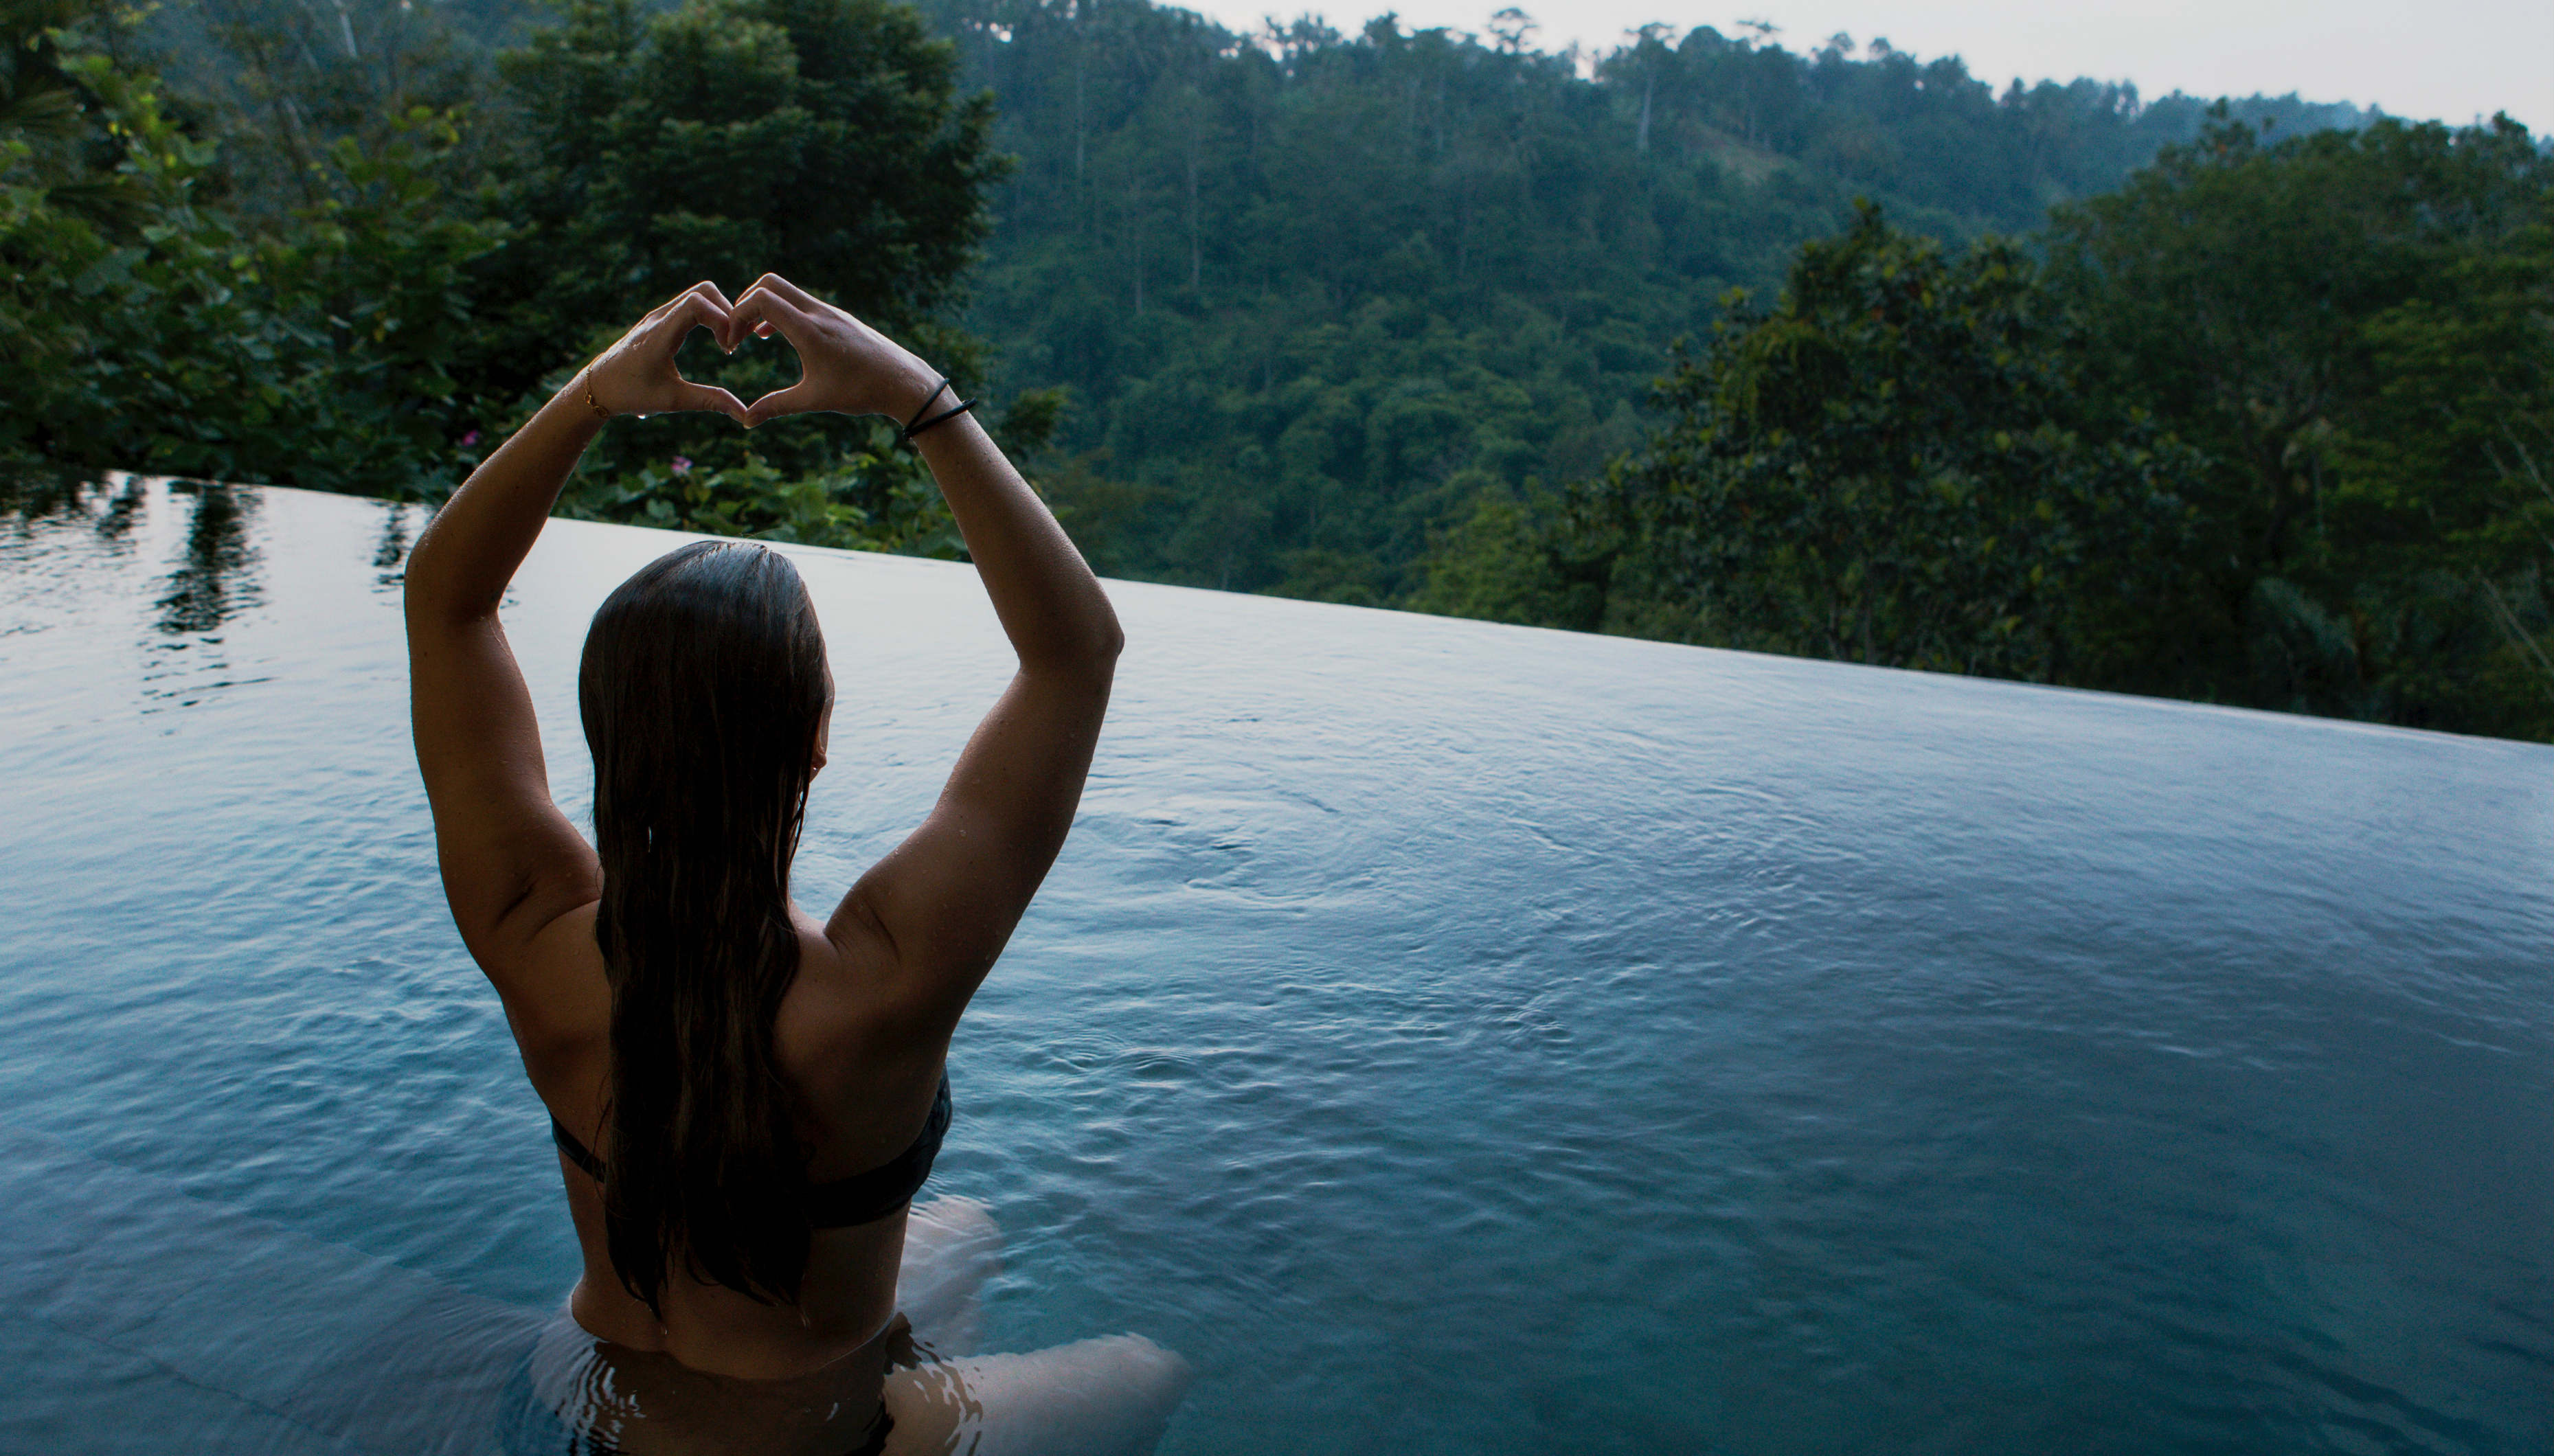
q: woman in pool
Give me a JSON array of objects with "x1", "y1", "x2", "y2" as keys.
[{"x1": 405, "y1": 277, "x2": 1187, "y2": 1454}]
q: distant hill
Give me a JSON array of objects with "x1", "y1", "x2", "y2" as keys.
[
  {"x1": 131, "y1": 0, "x2": 2371, "y2": 598},
  {"x1": 911, "y1": 0, "x2": 2368, "y2": 597}
]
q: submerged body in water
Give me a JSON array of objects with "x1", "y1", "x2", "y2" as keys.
[{"x1": 509, "y1": 1198, "x2": 1188, "y2": 1455}]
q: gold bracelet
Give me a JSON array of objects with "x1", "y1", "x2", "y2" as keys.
[{"x1": 580, "y1": 367, "x2": 611, "y2": 422}]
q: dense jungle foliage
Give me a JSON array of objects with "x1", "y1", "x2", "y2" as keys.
[
  {"x1": 3, "y1": 0, "x2": 2549, "y2": 737},
  {"x1": 918, "y1": 0, "x2": 2361, "y2": 593}
]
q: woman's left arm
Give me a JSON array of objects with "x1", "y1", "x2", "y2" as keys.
[{"x1": 405, "y1": 283, "x2": 746, "y2": 992}]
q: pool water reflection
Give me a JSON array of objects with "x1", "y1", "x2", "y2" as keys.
[{"x1": 2, "y1": 475, "x2": 2551, "y2": 1453}]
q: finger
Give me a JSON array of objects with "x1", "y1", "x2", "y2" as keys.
[
  {"x1": 682, "y1": 280, "x2": 740, "y2": 350},
  {"x1": 732, "y1": 287, "x2": 818, "y2": 348},
  {"x1": 743, "y1": 379, "x2": 827, "y2": 429},
  {"x1": 639, "y1": 282, "x2": 725, "y2": 343},
  {"x1": 663, "y1": 290, "x2": 732, "y2": 353},
  {"x1": 732, "y1": 279, "x2": 793, "y2": 319},
  {"x1": 747, "y1": 273, "x2": 827, "y2": 314},
  {"x1": 679, "y1": 381, "x2": 750, "y2": 424}
]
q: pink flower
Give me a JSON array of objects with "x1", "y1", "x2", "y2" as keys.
[
  {"x1": 671, "y1": 455, "x2": 693, "y2": 476},
  {"x1": 460, "y1": 430, "x2": 481, "y2": 448}
]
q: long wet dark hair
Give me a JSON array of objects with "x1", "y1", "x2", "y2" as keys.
[{"x1": 578, "y1": 540, "x2": 830, "y2": 1312}]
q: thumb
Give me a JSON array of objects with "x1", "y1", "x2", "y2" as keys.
[
  {"x1": 744, "y1": 379, "x2": 828, "y2": 429},
  {"x1": 680, "y1": 381, "x2": 750, "y2": 425}
]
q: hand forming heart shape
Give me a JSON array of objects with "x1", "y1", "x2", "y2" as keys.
[{"x1": 580, "y1": 275, "x2": 946, "y2": 432}]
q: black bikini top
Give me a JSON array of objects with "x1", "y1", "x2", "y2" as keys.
[{"x1": 550, "y1": 1073, "x2": 952, "y2": 1229}]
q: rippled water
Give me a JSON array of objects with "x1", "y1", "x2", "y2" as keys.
[{"x1": 2, "y1": 475, "x2": 2551, "y2": 1454}]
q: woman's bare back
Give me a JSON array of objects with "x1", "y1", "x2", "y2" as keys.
[{"x1": 523, "y1": 904, "x2": 949, "y2": 1379}]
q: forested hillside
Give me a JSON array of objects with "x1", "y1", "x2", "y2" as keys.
[
  {"x1": 914, "y1": 0, "x2": 2362, "y2": 594},
  {"x1": 11, "y1": 0, "x2": 2546, "y2": 740},
  {"x1": 116, "y1": 0, "x2": 2367, "y2": 594}
]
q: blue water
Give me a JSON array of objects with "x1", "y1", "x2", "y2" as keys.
[{"x1": 3, "y1": 474, "x2": 2551, "y2": 1454}]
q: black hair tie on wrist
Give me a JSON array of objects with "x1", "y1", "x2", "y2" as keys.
[
  {"x1": 901, "y1": 396, "x2": 977, "y2": 445},
  {"x1": 902, "y1": 378, "x2": 951, "y2": 435}
]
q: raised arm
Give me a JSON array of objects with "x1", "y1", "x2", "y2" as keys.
[
  {"x1": 730, "y1": 275, "x2": 1123, "y2": 1029},
  {"x1": 406, "y1": 283, "x2": 747, "y2": 1006}
]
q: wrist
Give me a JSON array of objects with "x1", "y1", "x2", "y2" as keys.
[
  {"x1": 892, "y1": 364, "x2": 944, "y2": 423},
  {"x1": 539, "y1": 376, "x2": 611, "y2": 438},
  {"x1": 903, "y1": 394, "x2": 980, "y2": 448},
  {"x1": 571, "y1": 363, "x2": 618, "y2": 421}
]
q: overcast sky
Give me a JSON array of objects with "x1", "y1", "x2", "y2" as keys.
[{"x1": 1174, "y1": 0, "x2": 2551, "y2": 133}]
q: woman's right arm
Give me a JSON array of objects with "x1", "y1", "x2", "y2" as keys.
[
  {"x1": 407, "y1": 283, "x2": 745, "y2": 998},
  {"x1": 730, "y1": 276, "x2": 1123, "y2": 1028}
]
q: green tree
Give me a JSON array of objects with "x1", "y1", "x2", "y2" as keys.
[
  {"x1": 2316, "y1": 209, "x2": 2554, "y2": 736},
  {"x1": 2047, "y1": 112, "x2": 2551, "y2": 706},
  {"x1": 472, "y1": 0, "x2": 1006, "y2": 486},
  {"x1": 1440, "y1": 204, "x2": 2204, "y2": 685},
  {"x1": 148, "y1": 0, "x2": 519, "y2": 224},
  {"x1": 1, "y1": 0, "x2": 501, "y2": 493},
  {"x1": 914, "y1": 0, "x2": 2364, "y2": 598},
  {"x1": 1403, "y1": 485, "x2": 1608, "y2": 628}
]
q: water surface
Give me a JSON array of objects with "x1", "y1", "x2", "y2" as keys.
[{"x1": 2, "y1": 475, "x2": 2550, "y2": 1453}]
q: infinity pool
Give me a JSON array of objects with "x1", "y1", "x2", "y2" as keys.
[{"x1": 2, "y1": 474, "x2": 2550, "y2": 1454}]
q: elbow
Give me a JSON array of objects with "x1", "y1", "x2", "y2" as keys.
[
  {"x1": 398, "y1": 519, "x2": 497, "y2": 631},
  {"x1": 403, "y1": 579, "x2": 468, "y2": 633},
  {"x1": 1093, "y1": 582, "x2": 1126, "y2": 660},
  {"x1": 401, "y1": 576, "x2": 438, "y2": 633},
  {"x1": 400, "y1": 542, "x2": 450, "y2": 628},
  {"x1": 401, "y1": 551, "x2": 496, "y2": 631},
  {"x1": 1083, "y1": 601, "x2": 1127, "y2": 667},
  {"x1": 1069, "y1": 589, "x2": 1126, "y2": 666},
  {"x1": 1026, "y1": 613, "x2": 1123, "y2": 676}
]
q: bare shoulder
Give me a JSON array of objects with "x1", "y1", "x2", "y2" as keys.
[
  {"x1": 503, "y1": 900, "x2": 612, "y2": 1115},
  {"x1": 782, "y1": 913, "x2": 953, "y2": 1170},
  {"x1": 791, "y1": 908, "x2": 904, "y2": 1043}
]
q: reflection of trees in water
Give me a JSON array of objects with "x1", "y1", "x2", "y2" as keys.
[
  {"x1": 372, "y1": 502, "x2": 415, "y2": 591},
  {"x1": 0, "y1": 467, "x2": 142, "y2": 539},
  {"x1": 0, "y1": 464, "x2": 93, "y2": 524},
  {"x1": 93, "y1": 480, "x2": 144, "y2": 541},
  {"x1": 155, "y1": 484, "x2": 264, "y2": 636},
  {"x1": 0, "y1": 473, "x2": 147, "y2": 587}
]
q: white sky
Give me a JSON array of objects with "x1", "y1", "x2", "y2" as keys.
[{"x1": 1176, "y1": 0, "x2": 2553, "y2": 133}]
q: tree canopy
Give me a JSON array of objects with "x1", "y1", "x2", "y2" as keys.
[
  {"x1": 1543, "y1": 205, "x2": 2202, "y2": 685},
  {"x1": 466, "y1": 0, "x2": 1015, "y2": 527},
  {"x1": 2049, "y1": 115, "x2": 2554, "y2": 727},
  {"x1": 1417, "y1": 117, "x2": 2554, "y2": 740},
  {"x1": 9, "y1": 0, "x2": 2550, "y2": 740},
  {"x1": 903, "y1": 0, "x2": 2369, "y2": 597},
  {"x1": 1, "y1": 0, "x2": 506, "y2": 492}
]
